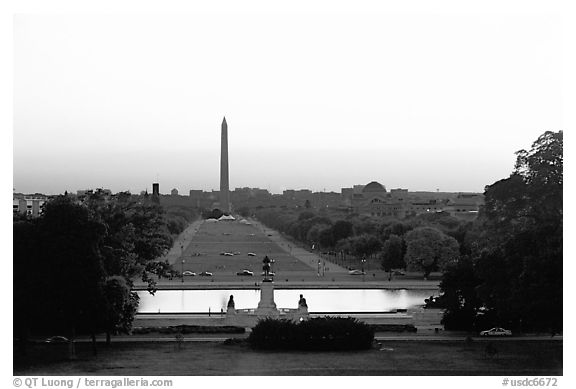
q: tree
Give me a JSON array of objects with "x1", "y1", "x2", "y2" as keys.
[
  {"x1": 102, "y1": 276, "x2": 139, "y2": 344},
  {"x1": 351, "y1": 217, "x2": 379, "y2": 235},
  {"x1": 379, "y1": 221, "x2": 412, "y2": 242},
  {"x1": 318, "y1": 226, "x2": 336, "y2": 248},
  {"x1": 404, "y1": 227, "x2": 460, "y2": 279},
  {"x1": 482, "y1": 130, "x2": 562, "y2": 232},
  {"x1": 87, "y1": 199, "x2": 174, "y2": 292},
  {"x1": 440, "y1": 130, "x2": 562, "y2": 332},
  {"x1": 342, "y1": 234, "x2": 382, "y2": 259},
  {"x1": 14, "y1": 193, "x2": 178, "y2": 355},
  {"x1": 13, "y1": 218, "x2": 41, "y2": 353},
  {"x1": 35, "y1": 197, "x2": 107, "y2": 357},
  {"x1": 380, "y1": 235, "x2": 406, "y2": 277},
  {"x1": 332, "y1": 220, "x2": 354, "y2": 242},
  {"x1": 477, "y1": 131, "x2": 562, "y2": 332},
  {"x1": 439, "y1": 256, "x2": 482, "y2": 330},
  {"x1": 237, "y1": 207, "x2": 251, "y2": 217}
]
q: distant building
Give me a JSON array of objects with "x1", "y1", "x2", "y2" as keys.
[
  {"x1": 351, "y1": 181, "x2": 409, "y2": 218},
  {"x1": 341, "y1": 188, "x2": 354, "y2": 207},
  {"x1": 13, "y1": 193, "x2": 48, "y2": 217},
  {"x1": 348, "y1": 181, "x2": 483, "y2": 219},
  {"x1": 152, "y1": 183, "x2": 160, "y2": 204},
  {"x1": 444, "y1": 193, "x2": 484, "y2": 220}
]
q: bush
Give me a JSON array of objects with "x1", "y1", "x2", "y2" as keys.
[
  {"x1": 248, "y1": 317, "x2": 374, "y2": 351},
  {"x1": 368, "y1": 324, "x2": 417, "y2": 333},
  {"x1": 132, "y1": 325, "x2": 245, "y2": 335}
]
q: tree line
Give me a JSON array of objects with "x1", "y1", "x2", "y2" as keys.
[
  {"x1": 440, "y1": 131, "x2": 562, "y2": 333},
  {"x1": 255, "y1": 131, "x2": 562, "y2": 333},
  {"x1": 254, "y1": 201, "x2": 468, "y2": 279},
  {"x1": 13, "y1": 192, "x2": 188, "y2": 354}
]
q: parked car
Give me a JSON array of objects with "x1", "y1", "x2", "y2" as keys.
[
  {"x1": 393, "y1": 270, "x2": 406, "y2": 276},
  {"x1": 223, "y1": 252, "x2": 234, "y2": 256},
  {"x1": 233, "y1": 251, "x2": 241, "y2": 255},
  {"x1": 348, "y1": 269, "x2": 366, "y2": 275},
  {"x1": 247, "y1": 252, "x2": 257, "y2": 257},
  {"x1": 44, "y1": 336, "x2": 69, "y2": 343},
  {"x1": 261, "y1": 271, "x2": 276, "y2": 277},
  {"x1": 182, "y1": 271, "x2": 196, "y2": 276},
  {"x1": 480, "y1": 327, "x2": 512, "y2": 336},
  {"x1": 236, "y1": 270, "x2": 254, "y2": 276},
  {"x1": 199, "y1": 271, "x2": 213, "y2": 277}
]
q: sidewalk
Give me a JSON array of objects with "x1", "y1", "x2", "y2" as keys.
[
  {"x1": 249, "y1": 218, "x2": 349, "y2": 274},
  {"x1": 160, "y1": 219, "x2": 204, "y2": 265}
]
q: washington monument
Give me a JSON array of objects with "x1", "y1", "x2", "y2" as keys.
[{"x1": 220, "y1": 116, "x2": 230, "y2": 213}]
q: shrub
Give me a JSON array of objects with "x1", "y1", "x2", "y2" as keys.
[
  {"x1": 368, "y1": 324, "x2": 417, "y2": 333},
  {"x1": 132, "y1": 325, "x2": 245, "y2": 335},
  {"x1": 248, "y1": 317, "x2": 374, "y2": 351}
]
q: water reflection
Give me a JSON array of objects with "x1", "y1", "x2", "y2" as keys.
[{"x1": 137, "y1": 288, "x2": 436, "y2": 313}]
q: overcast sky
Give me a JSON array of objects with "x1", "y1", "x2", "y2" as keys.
[{"x1": 13, "y1": 10, "x2": 564, "y2": 195}]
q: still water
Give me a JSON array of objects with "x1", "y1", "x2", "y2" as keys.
[{"x1": 137, "y1": 289, "x2": 436, "y2": 314}]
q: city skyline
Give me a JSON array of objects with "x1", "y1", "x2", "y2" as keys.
[{"x1": 13, "y1": 12, "x2": 563, "y2": 195}]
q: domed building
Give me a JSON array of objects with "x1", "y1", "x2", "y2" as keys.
[
  {"x1": 362, "y1": 181, "x2": 386, "y2": 193},
  {"x1": 351, "y1": 181, "x2": 409, "y2": 218}
]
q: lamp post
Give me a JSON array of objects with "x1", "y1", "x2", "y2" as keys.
[
  {"x1": 180, "y1": 243, "x2": 185, "y2": 283},
  {"x1": 181, "y1": 259, "x2": 185, "y2": 283}
]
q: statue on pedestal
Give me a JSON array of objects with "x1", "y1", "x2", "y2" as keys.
[
  {"x1": 227, "y1": 295, "x2": 236, "y2": 314},
  {"x1": 262, "y1": 255, "x2": 272, "y2": 281},
  {"x1": 298, "y1": 294, "x2": 308, "y2": 309}
]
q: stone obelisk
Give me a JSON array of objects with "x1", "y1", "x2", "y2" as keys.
[{"x1": 219, "y1": 117, "x2": 230, "y2": 213}]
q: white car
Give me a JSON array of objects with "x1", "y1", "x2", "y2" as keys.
[
  {"x1": 247, "y1": 252, "x2": 257, "y2": 257},
  {"x1": 480, "y1": 327, "x2": 512, "y2": 336},
  {"x1": 45, "y1": 336, "x2": 69, "y2": 343},
  {"x1": 182, "y1": 271, "x2": 196, "y2": 276},
  {"x1": 348, "y1": 269, "x2": 366, "y2": 275}
]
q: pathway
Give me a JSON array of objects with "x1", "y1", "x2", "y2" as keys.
[
  {"x1": 160, "y1": 219, "x2": 204, "y2": 266},
  {"x1": 249, "y1": 218, "x2": 349, "y2": 274}
]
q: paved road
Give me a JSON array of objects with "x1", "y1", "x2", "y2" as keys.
[{"x1": 34, "y1": 334, "x2": 562, "y2": 343}]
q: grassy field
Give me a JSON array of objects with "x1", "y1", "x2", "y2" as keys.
[
  {"x1": 14, "y1": 339, "x2": 562, "y2": 376},
  {"x1": 150, "y1": 219, "x2": 442, "y2": 286},
  {"x1": 180, "y1": 220, "x2": 313, "y2": 276}
]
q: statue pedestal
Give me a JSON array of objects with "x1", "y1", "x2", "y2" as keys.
[{"x1": 255, "y1": 280, "x2": 279, "y2": 317}]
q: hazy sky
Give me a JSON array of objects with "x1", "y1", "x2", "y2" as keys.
[{"x1": 13, "y1": 10, "x2": 564, "y2": 195}]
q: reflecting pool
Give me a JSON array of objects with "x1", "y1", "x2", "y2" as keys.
[{"x1": 137, "y1": 288, "x2": 436, "y2": 314}]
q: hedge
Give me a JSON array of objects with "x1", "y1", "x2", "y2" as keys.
[{"x1": 248, "y1": 317, "x2": 374, "y2": 351}]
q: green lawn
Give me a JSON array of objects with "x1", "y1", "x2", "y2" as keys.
[
  {"x1": 14, "y1": 340, "x2": 562, "y2": 376},
  {"x1": 180, "y1": 221, "x2": 312, "y2": 275}
]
